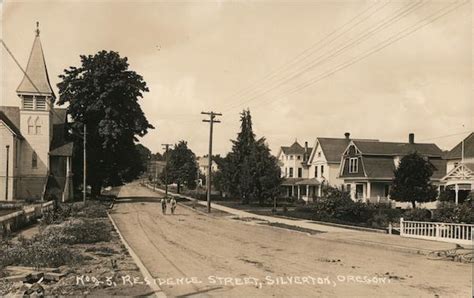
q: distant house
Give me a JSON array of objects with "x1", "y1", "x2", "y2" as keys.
[
  {"x1": 276, "y1": 140, "x2": 311, "y2": 198},
  {"x1": 441, "y1": 132, "x2": 474, "y2": 204},
  {"x1": 196, "y1": 156, "x2": 218, "y2": 186},
  {"x1": 339, "y1": 133, "x2": 446, "y2": 203}
]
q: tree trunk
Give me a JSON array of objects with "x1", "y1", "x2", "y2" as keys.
[
  {"x1": 91, "y1": 180, "x2": 102, "y2": 199},
  {"x1": 177, "y1": 182, "x2": 181, "y2": 194},
  {"x1": 411, "y1": 200, "x2": 416, "y2": 209}
]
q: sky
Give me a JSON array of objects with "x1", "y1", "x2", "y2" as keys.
[{"x1": 1, "y1": 0, "x2": 472, "y2": 156}]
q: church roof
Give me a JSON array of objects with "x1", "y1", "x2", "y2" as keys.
[
  {"x1": 16, "y1": 30, "x2": 55, "y2": 97},
  {"x1": 0, "y1": 110, "x2": 23, "y2": 139}
]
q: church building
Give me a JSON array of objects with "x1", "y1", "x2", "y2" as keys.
[{"x1": 0, "y1": 24, "x2": 74, "y2": 202}]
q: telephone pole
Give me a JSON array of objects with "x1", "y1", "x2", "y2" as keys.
[
  {"x1": 83, "y1": 124, "x2": 87, "y2": 204},
  {"x1": 5, "y1": 145, "x2": 10, "y2": 201},
  {"x1": 201, "y1": 111, "x2": 222, "y2": 213},
  {"x1": 162, "y1": 143, "x2": 173, "y2": 198}
]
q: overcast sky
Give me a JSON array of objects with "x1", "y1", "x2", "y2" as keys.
[{"x1": 1, "y1": 0, "x2": 472, "y2": 156}]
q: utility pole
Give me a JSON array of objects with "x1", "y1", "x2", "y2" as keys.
[
  {"x1": 5, "y1": 145, "x2": 9, "y2": 201},
  {"x1": 83, "y1": 124, "x2": 87, "y2": 204},
  {"x1": 162, "y1": 143, "x2": 173, "y2": 198},
  {"x1": 201, "y1": 111, "x2": 222, "y2": 213}
]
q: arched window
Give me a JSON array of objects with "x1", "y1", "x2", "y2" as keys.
[
  {"x1": 27, "y1": 116, "x2": 34, "y2": 134},
  {"x1": 35, "y1": 117, "x2": 42, "y2": 135},
  {"x1": 32, "y1": 152, "x2": 38, "y2": 168}
]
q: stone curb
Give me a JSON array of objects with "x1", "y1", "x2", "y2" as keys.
[{"x1": 107, "y1": 212, "x2": 167, "y2": 298}]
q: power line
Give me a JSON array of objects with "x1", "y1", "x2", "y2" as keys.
[
  {"x1": 217, "y1": 0, "x2": 388, "y2": 111},
  {"x1": 249, "y1": 0, "x2": 467, "y2": 112},
  {"x1": 419, "y1": 130, "x2": 473, "y2": 142},
  {"x1": 222, "y1": 0, "x2": 426, "y2": 113}
]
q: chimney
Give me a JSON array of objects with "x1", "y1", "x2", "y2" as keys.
[
  {"x1": 304, "y1": 141, "x2": 309, "y2": 162},
  {"x1": 344, "y1": 132, "x2": 350, "y2": 140},
  {"x1": 304, "y1": 141, "x2": 308, "y2": 152},
  {"x1": 409, "y1": 133, "x2": 415, "y2": 144}
]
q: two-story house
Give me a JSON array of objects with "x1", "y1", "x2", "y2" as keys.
[
  {"x1": 339, "y1": 133, "x2": 446, "y2": 203},
  {"x1": 277, "y1": 140, "x2": 311, "y2": 197}
]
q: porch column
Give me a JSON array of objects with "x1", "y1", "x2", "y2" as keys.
[
  {"x1": 292, "y1": 185, "x2": 295, "y2": 197},
  {"x1": 318, "y1": 185, "x2": 322, "y2": 197},
  {"x1": 350, "y1": 183, "x2": 356, "y2": 200},
  {"x1": 63, "y1": 156, "x2": 73, "y2": 202},
  {"x1": 297, "y1": 185, "x2": 301, "y2": 199},
  {"x1": 455, "y1": 184, "x2": 459, "y2": 205},
  {"x1": 306, "y1": 185, "x2": 309, "y2": 199},
  {"x1": 366, "y1": 181, "x2": 371, "y2": 202}
]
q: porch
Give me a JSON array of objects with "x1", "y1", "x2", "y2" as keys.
[
  {"x1": 280, "y1": 178, "x2": 321, "y2": 202},
  {"x1": 344, "y1": 180, "x2": 391, "y2": 203}
]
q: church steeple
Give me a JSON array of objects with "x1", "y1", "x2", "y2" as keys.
[{"x1": 16, "y1": 22, "x2": 55, "y2": 100}]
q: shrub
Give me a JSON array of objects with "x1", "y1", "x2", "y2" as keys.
[
  {"x1": 433, "y1": 201, "x2": 474, "y2": 224},
  {"x1": 42, "y1": 218, "x2": 112, "y2": 244},
  {"x1": 403, "y1": 208, "x2": 432, "y2": 221}
]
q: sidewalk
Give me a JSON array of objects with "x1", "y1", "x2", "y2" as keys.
[{"x1": 145, "y1": 184, "x2": 464, "y2": 255}]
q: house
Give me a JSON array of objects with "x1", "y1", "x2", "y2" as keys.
[
  {"x1": 277, "y1": 140, "x2": 311, "y2": 198},
  {"x1": 339, "y1": 133, "x2": 446, "y2": 203},
  {"x1": 196, "y1": 156, "x2": 218, "y2": 186},
  {"x1": 0, "y1": 25, "x2": 73, "y2": 201},
  {"x1": 441, "y1": 132, "x2": 474, "y2": 204}
]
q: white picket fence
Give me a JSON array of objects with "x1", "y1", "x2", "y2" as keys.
[{"x1": 400, "y1": 218, "x2": 474, "y2": 245}]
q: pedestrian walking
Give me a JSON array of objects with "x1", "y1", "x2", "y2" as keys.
[
  {"x1": 170, "y1": 197, "x2": 177, "y2": 214},
  {"x1": 161, "y1": 197, "x2": 167, "y2": 214}
]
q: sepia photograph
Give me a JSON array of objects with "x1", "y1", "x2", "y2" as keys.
[{"x1": 0, "y1": 0, "x2": 473, "y2": 296}]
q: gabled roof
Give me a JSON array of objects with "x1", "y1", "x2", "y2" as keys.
[
  {"x1": 281, "y1": 141, "x2": 309, "y2": 155},
  {"x1": 317, "y1": 138, "x2": 351, "y2": 163},
  {"x1": 352, "y1": 140, "x2": 443, "y2": 157},
  {"x1": 445, "y1": 132, "x2": 474, "y2": 160},
  {"x1": 0, "y1": 111, "x2": 23, "y2": 139},
  {"x1": 16, "y1": 34, "x2": 55, "y2": 97}
]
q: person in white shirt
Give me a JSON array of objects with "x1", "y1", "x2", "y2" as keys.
[{"x1": 170, "y1": 197, "x2": 177, "y2": 214}]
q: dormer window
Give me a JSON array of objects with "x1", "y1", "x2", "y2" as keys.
[{"x1": 349, "y1": 157, "x2": 358, "y2": 173}]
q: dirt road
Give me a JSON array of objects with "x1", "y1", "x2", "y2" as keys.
[{"x1": 110, "y1": 183, "x2": 471, "y2": 297}]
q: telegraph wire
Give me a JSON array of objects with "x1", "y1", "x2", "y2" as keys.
[
  {"x1": 217, "y1": 0, "x2": 388, "y2": 111},
  {"x1": 222, "y1": 0, "x2": 426, "y2": 113},
  {"x1": 249, "y1": 0, "x2": 467, "y2": 112}
]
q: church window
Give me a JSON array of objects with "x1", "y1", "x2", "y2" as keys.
[
  {"x1": 36, "y1": 97, "x2": 46, "y2": 110},
  {"x1": 32, "y1": 152, "x2": 38, "y2": 168},
  {"x1": 23, "y1": 96, "x2": 34, "y2": 110},
  {"x1": 35, "y1": 117, "x2": 42, "y2": 135},
  {"x1": 27, "y1": 117, "x2": 34, "y2": 134}
]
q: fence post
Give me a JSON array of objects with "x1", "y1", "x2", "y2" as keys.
[
  {"x1": 400, "y1": 218, "x2": 404, "y2": 236},
  {"x1": 435, "y1": 223, "x2": 440, "y2": 239},
  {"x1": 388, "y1": 222, "x2": 392, "y2": 235}
]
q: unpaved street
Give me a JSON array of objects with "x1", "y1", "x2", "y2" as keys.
[{"x1": 110, "y1": 183, "x2": 471, "y2": 297}]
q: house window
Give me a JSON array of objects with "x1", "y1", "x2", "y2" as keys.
[
  {"x1": 349, "y1": 157, "x2": 358, "y2": 173},
  {"x1": 384, "y1": 185, "x2": 390, "y2": 197},
  {"x1": 314, "y1": 167, "x2": 318, "y2": 178},
  {"x1": 290, "y1": 155, "x2": 293, "y2": 160},
  {"x1": 321, "y1": 165, "x2": 324, "y2": 176},
  {"x1": 297, "y1": 155, "x2": 301, "y2": 160},
  {"x1": 318, "y1": 152, "x2": 321, "y2": 157},
  {"x1": 289, "y1": 167, "x2": 294, "y2": 178},
  {"x1": 32, "y1": 152, "x2": 38, "y2": 168},
  {"x1": 298, "y1": 168, "x2": 302, "y2": 178}
]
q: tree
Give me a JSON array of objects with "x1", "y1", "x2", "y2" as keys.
[
  {"x1": 214, "y1": 109, "x2": 282, "y2": 205},
  {"x1": 390, "y1": 152, "x2": 438, "y2": 208},
  {"x1": 135, "y1": 144, "x2": 152, "y2": 176},
  {"x1": 163, "y1": 141, "x2": 198, "y2": 193},
  {"x1": 57, "y1": 50, "x2": 153, "y2": 197}
]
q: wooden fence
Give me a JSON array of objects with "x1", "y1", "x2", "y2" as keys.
[
  {"x1": 0, "y1": 201, "x2": 54, "y2": 239},
  {"x1": 400, "y1": 218, "x2": 474, "y2": 245}
]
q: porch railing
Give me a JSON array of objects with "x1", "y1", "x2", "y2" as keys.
[{"x1": 400, "y1": 218, "x2": 474, "y2": 245}]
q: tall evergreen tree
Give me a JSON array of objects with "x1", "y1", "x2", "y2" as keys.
[
  {"x1": 214, "y1": 109, "x2": 281, "y2": 205},
  {"x1": 390, "y1": 152, "x2": 438, "y2": 208}
]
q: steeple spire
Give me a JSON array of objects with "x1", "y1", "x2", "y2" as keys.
[
  {"x1": 36, "y1": 21, "x2": 40, "y2": 37},
  {"x1": 16, "y1": 22, "x2": 55, "y2": 98}
]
